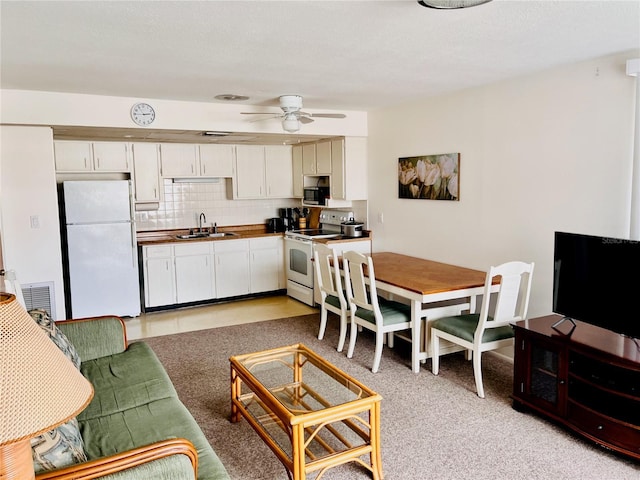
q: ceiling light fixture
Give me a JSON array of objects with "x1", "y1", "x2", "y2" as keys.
[
  {"x1": 202, "y1": 131, "x2": 231, "y2": 137},
  {"x1": 418, "y1": 0, "x2": 492, "y2": 9},
  {"x1": 214, "y1": 94, "x2": 249, "y2": 101},
  {"x1": 282, "y1": 113, "x2": 300, "y2": 133}
]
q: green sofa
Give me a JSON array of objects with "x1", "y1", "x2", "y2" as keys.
[{"x1": 35, "y1": 315, "x2": 230, "y2": 480}]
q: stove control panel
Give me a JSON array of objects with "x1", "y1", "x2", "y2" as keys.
[{"x1": 319, "y1": 210, "x2": 354, "y2": 226}]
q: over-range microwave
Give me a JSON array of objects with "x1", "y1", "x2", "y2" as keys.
[{"x1": 303, "y1": 187, "x2": 330, "y2": 205}]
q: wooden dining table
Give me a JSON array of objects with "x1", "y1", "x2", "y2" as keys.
[{"x1": 365, "y1": 252, "x2": 498, "y2": 373}]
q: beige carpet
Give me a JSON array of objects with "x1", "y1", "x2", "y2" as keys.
[{"x1": 142, "y1": 314, "x2": 639, "y2": 480}]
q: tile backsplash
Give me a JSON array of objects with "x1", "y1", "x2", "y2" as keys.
[
  {"x1": 135, "y1": 179, "x2": 300, "y2": 231},
  {"x1": 135, "y1": 179, "x2": 368, "y2": 231}
]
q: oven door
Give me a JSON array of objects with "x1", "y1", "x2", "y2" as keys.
[{"x1": 284, "y1": 236, "x2": 314, "y2": 288}]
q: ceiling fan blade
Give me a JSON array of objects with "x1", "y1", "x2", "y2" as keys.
[
  {"x1": 299, "y1": 116, "x2": 314, "y2": 124},
  {"x1": 244, "y1": 114, "x2": 282, "y2": 123},
  {"x1": 308, "y1": 113, "x2": 347, "y2": 119},
  {"x1": 240, "y1": 112, "x2": 282, "y2": 115}
]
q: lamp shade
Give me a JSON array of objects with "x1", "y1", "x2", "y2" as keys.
[{"x1": 0, "y1": 293, "x2": 93, "y2": 446}]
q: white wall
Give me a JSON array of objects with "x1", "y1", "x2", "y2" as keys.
[
  {"x1": 0, "y1": 126, "x2": 66, "y2": 319},
  {"x1": 0, "y1": 90, "x2": 367, "y2": 137},
  {"x1": 367, "y1": 51, "x2": 639, "y2": 319}
]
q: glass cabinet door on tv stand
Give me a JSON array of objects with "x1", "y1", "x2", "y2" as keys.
[{"x1": 513, "y1": 329, "x2": 567, "y2": 417}]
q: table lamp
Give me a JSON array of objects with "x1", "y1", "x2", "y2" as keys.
[{"x1": 0, "y1": 293, "x2": 94, "y2": 480}]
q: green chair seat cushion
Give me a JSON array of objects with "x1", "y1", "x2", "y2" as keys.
[
  {"x1": 325, "y1": 294, "x2": 341, "y2": 308},
  {"x1": 79, "y1": 342, "x2": 177, "y2": 421},
  {"x1": 354, "y1": 297, "x2": 411, "y2": 326},
  {"x1": 79, "y1": 397, "x2": 229, "y2": 479},
  {"x1": 431, "y1": 313, "x2": 514, "y2": 343}
]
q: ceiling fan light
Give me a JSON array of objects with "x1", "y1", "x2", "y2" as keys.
[
  {"x1": 282, "y1": 114, "x2": 300, "y2": 133},
  {"x1": 418, "y1": 0, "x2": 492, "y2": 9}
]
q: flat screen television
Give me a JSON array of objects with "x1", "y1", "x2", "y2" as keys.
[{"x1": 553, "y1": 231, "x2": 640, "y2": 339}]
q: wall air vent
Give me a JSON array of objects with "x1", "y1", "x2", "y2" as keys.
[{"x1": 21, "y1": 281, "x2": 56, "y2": 317}]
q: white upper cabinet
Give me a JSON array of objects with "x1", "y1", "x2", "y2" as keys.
[
  {"x1": 92, "y1": 142, "x2": 131, "y2": 171},
  {"x1": 301, "y1": 143, "x2": 317, "y2": 175},
  {"x1": 54, "y1": 141, "x2": 130, "y2": 172},
  {"x1": 159, "y1": 144, "x2": 199, "y2": 177},
  {"x1": 234, "y1": 145, "x2": 266, "y2": 198},
  {"x1": 315, "y1": 141, "x2": 332, "y2": 175},
  {"x1": 199, "y1": 144, "x2": 234, "y2": 177},
  {"x1": 132, "y1": 143, "x2": 160, "y2": 203},
  {"x1": 302, "y1": 141, "x2": 331, "y2": 176},
  {"x1": 233, "y1": 145, "x2": 293, "y2": 199},
  {"x1": 292, "y1": 145, "x2": 303, "y2": 198},
  {"x1": 265, "y1": 145, "x2": 293, "y2": 198},
  {"x1": 330, "y1": 137, "x2": 368, "y2": 201}
]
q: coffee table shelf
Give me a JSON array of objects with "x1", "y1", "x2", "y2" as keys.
[{"x1": 230, "y1": 343, "x2": 383, "y2": 479}]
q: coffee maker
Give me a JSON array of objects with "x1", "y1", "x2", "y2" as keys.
[{"x1": 279, "y1": 208, "x2": 294, "y2": 231}]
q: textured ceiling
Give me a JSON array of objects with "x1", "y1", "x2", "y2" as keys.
[{"x1": 1, "y1": 0, "x2": 639, "y2": 114}]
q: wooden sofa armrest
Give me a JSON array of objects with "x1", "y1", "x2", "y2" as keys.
[
  {"x1": 35, "y1": 438, "x2": 198, "y2": 480},
  {"x1": 57, "y1": 316, "x2": 128, "y2": 361}
]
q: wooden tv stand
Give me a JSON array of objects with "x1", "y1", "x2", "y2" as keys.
[{"x1": 512, "y1": 315, "x2": 640, "y2": 460}]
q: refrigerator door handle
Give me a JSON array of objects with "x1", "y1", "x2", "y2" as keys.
[
  {"x1": 130, "y1": 222, "x2": 137, "y2": 268},
  {"x1": 128, "y1": 180, "x2": 137, "y2": 268}
]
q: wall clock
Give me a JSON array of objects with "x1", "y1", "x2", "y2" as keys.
[{"x1": 130, "y1": 103, "x2": 156, "y2": 126}]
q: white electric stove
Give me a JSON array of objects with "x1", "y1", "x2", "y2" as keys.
[{"x1": 284, "y1": 210, "x2": 353, "y2": 305}]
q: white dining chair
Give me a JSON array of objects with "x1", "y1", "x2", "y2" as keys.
[
  {"x1": 430, "y1": 260, "x2": 535, "y2": 398},
  {"x1": 343, "y1": 250, "x2": 412, "y2": 373},
  {"x1": 313, "y1": 243, "x2": 349, "y2": 352}
]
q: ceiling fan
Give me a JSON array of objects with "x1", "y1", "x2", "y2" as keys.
[{"x1": 241, "y1": 95, "x2": 346, "y2": 133}]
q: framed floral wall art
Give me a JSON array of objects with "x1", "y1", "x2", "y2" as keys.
[{"x1": 398, "y1": 153, "x2": 460, "y2": 200}]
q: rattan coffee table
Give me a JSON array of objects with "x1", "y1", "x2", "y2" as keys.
[{"x1": 230, "y1": 343, "x2": 383, "y2": 479}]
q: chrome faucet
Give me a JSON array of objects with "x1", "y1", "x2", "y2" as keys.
[
  {"x1": 199, "y1": 213, "x2": 206, "y2": 232},
  {"x1": 213, "y1": 222, "x2": 218, "y2": 234}
]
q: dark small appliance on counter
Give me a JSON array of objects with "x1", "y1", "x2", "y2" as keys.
[
  {"x1": 303, "y1": 187, "x2": 330, "y2": 206},
  {"x1": 279, "y1": 208, "x2": 295, "y2": 231},
  {"x1": 266, "y1": 217, "x2": 285, "y2": 233}
]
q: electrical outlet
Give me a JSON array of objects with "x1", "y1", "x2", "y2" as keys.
[
  {"x1": 378, "y1": 212, "x2": 384, "y2": 224},
  {"x1": 30, "y1": 215, "x2": 40, "y2": 229}
]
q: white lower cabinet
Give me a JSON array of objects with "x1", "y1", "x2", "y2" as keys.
[
  {"x1": 143, "y1": 236, "x2": 284, "y2": 309},
  {"x1": 214, "y1": 239, "x2": 251, "y2": 298},
  {"x1": 174, "y1": 243, "x2": 215, "y2": 304},
  {"x1": 249, "y1": 237, "x2": 283, "y2": 293},
  {"x1": 143, "y1": 246, "x2": 176, "y2": 308}
]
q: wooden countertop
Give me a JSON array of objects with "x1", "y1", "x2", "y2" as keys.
[
  {"x1": 136, "y1": 224, "x2": 282, "y2": 246},
  {"x1": 313, "y1": 231, "x2": 372, "y2": 245}
]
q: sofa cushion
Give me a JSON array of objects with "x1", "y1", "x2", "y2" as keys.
[
  {"x1": 28, "y1": 309, "x2": 87, "y2": 473},
  {"x1": 79, "y1": 341, "x2": 177, "y2": 421},
  {"x1": 80, "y1": 397, "x2": 229, "y2": 480}
]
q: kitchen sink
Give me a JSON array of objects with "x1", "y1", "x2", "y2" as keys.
[
  {"x1": 207, "y1": 232, "x2": 238, "y2": 238},
  {"x1": 175, "y1": 232, "x2": 238, "y2": 240}
]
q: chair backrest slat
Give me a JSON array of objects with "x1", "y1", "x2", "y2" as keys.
[
  {"x1": 476, "y1": 261, "x2": 535, "y2": 341},
  {"x1": 344, "y1": 250, "x2": 380, "y2": 315},
  {"x1": 313, "y1": 244, "x2": 345, "y2": 302}
]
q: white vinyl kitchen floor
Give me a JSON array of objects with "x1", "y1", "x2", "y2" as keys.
[{"x1": 125, "y1": 294, "x2": 317, "y2": 341}]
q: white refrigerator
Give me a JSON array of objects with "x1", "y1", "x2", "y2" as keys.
[{"x1": 63, "y1": 180, "x2": 141, "y2": 318}]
